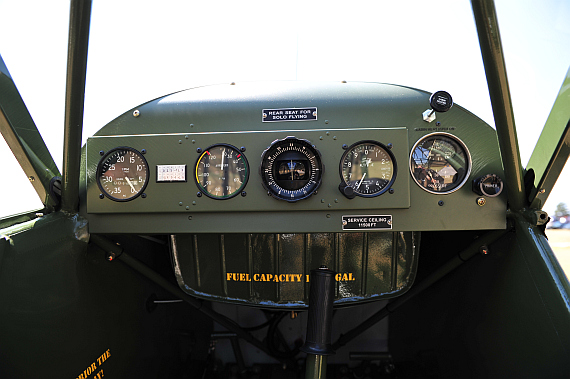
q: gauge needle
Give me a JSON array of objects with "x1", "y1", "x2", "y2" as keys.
[
  {"x1": 125, "y1": 177, "x2": 136, "y2": 193},
  {"x1": 291, "y1": 160, "x2": 294, "y2": 181},
  {"x1": 357, "y1": 172, "x2": 367, "y2": 190},
  {"x1": 221, "y1": 148, "x2": 225, "y2": 168}
]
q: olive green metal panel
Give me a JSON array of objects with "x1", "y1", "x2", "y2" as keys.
[
  {"x1": 0, "y1": 54, "x2": 60, "y2": 210},
  {"x1": 171, "y1": 231, "x2": 419, "y2": 307},
  {"x1": 85, "y1": 128, "x2": 410, "y2": 213},
  {"x1": 82, "y1": 82, "x2": 507, "y2": 233},
  {"x1": 527, "y1": 66, "x2": 570, "y2": 209}
]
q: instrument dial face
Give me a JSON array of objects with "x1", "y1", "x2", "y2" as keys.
[
  {"x1": 410, "y1": 133, "x2": 471, "y2": 194},
  {"x1": 195, "y1": 144, "x2": 249, "y2": 199},
  {"x1": 97, "y1": 147, "x2": 149, "y2": 201},
  {"x1": 260, "y1": 137, "x2": 323, "y2": 202},
  {"x1": 340, "y1": 141, "x2": 397, "y2": 197}
]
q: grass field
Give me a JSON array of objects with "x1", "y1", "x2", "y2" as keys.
[{"x1": 545, "y1": 229, "x2": 570, "y2": 280}]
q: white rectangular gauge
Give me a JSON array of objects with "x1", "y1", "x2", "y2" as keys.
[{"x1": 156, "y1": 165, "x2": 187, "y2": 182}]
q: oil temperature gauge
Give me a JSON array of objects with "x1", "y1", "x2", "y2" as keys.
[
  {"x1": 260, "y1": 136, "x2": 323, "y2": 202},
  {"x1": 195, "y1": 144, "x2": 249, "y2": 199},
  {"x1": 339, "y1": 141, "x2": 397, "y2": 199}
]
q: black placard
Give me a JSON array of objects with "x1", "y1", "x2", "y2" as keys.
[
  {"x1": 262, "y1": 107, "x2": 317, "y2": 122},
  {"x1": 342, "y1": 215, "x2": 392, "y2": 231}
]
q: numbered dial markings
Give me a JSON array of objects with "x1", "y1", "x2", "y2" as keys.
[
  {"x1": 97, "y1": 147, "x2": 149, "y2": 201},
  {"x1": 340, "y1": 141, "x2": 396, "y2": 197},
  {"x1": 195, "y1": 144, "x2": 249, "y2": 199},
  {"x1": 260, "y1": 137, "x2": 323, "y2": 202},
  {"x1": 410, "y1": 133, "x2": 471, "y2": 194}
]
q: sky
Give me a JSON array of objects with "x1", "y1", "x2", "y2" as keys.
[{"x1": 1, "y1": 0, "x2": 570, "y2": 217}]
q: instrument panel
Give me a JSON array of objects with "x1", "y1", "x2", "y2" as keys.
[{"x1": 82, "y1": 81, "x2": 507, "y2": 233}]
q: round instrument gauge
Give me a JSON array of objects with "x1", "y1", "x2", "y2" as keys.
[
  {"x1": 195, "y1": 144, "x2": 249, "y2": 199},
  {"x1": 260, "y1": 137, "x2": 323, "y2": 202},
  {"x1": 97, "y1": 147, "x2": 149, "y2": 201},
  {"x1": 410, "y1": 133, "x2": 471, "y2": 194},
  {"x1": 339, "y1": 141, "x2": 396, "y2": 198}
]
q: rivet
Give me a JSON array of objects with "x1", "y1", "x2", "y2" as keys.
[
  {"x1": 334, "y1": 199, "x2": 339, "y2": 203},
  {"x1": 192, "y1": 201, "x2": 197, "y2": 205},
  {"x1": 179, "y1": 202, "x2": 183, "y2": 206},
  {"x1": 326, "y1": 131, "x2": 330, "y2": 136},
  {"x1": 185, "y1": 135, "x2": 189, "y2": 139},
  {"x1": 186, "y1": 206, "x2": 190, "y2": 210},
  {"x1": 28, "y1": 176, "x2": 35, "y2": 182},
  {"x1": 190, "y1": 124, "x2": 194, "y2": 128},
  {"x1": 188, "y1": 216, "x2": 192, "y2": 220},
  {"x1": 325, "y1": 120, "x2": 329, "y2": 124},
  {"x1": 321, "y1": 199, "x2": 325, "y2": 203},
  {"x1": 319, "y1": 136, "x2": 323, "y2": 140},
  {"x1": 179, "y1": 140, "x2": 182, "y2": 144},
  {"x1": 133, "y1": 110, "x2": 140, "y2": 117},
  {"x1": 328, "y1": 203, "x2": 332, "y2": 208},
  {"x1": 333, "y1": 136, "x2": 337, "y2": 140},
  {"x1": 192, "y1": 140, "x2": 196, "y2": 144},
  {"x1": 538, "y1": 189, "x2": 545, "y2": 194},
  {"x1": 326, "y1": 214, "x2": 331, "y2": 218}
]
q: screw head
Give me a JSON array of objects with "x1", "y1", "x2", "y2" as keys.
[
  {"x1": 99, "y1": 150, "x2": 105, "y2": 156},
  {"x1": 389, "y1": 188, "x2": 395, "y2": 194},
  {"x1": 197, "y1": 192, "x2": 202, "y2": 197},
  {"x1": 240, "y1": 146, "x2": 246, "y2": 152},
  {"x1": 241, "y1": 191, "x2": 247, "y2": 197},
  {"x1": 133, "y1": 110, "x2": 140, "y2": 117},
  {"x1": 387, "y1": 143, "x2": 393, "y2": 149},
  {"x1": 342, "y1": 144, "x2": 348, "y2": 149},
  {"x1": 141, "y1": 149, "x2": 146, "y2": 154},
  {"x1": 99, "y1": 193, "x2": 104, "y2": 199},
  {"x1": 438, "y1": 200, "x2": 444, "y2": 206},
  {"x1": 477, "y1": 197, "x2": 486, "y2": 206},
  {"x1": 141, "y1": 193, "x2": 147, "y2": 198},
  {"x1": 197, "y1": 148, "x2": 202, "y2": 153}
]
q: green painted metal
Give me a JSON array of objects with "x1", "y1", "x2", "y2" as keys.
[
  {"x1": 0, "y1": 54, "x2": 60, "y2": 211},
  {"x1": 61, "y1": 0, "x2": 92, "y2": 213},
  {"x1": 471, "y1": 0, "x2": 526, "y2": 211},
  {"x1": 527, "y1": 66, "x2": 570, "y2": 209},
  {"x1": 171, "y1": 232, "x2": 418, "y2": 307},
  {"x1": 82, "y1": 81, "x2": 507, "y2": 234}
]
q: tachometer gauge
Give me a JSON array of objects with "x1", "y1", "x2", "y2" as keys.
[
  {"x1": 410, "y1": 133, "x2": 471, "y2": 194},
  {"x1": 339, "y1": 140, "x2": 396, "y2": 198},
  {"x1": 260, "y1": 137, "x2": 323, "y2": 202},
  {"x1": 195, "y1": 144, "x2": 249, "y2": 199},
  {"x1": 97, "y1": 147, "x2": 149, "y2": 201}
]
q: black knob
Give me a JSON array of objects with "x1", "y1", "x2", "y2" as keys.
[
  {"x1": 339, "y1": 183, "x2": 356, "y2": 199},
  {"x1": 473, "y1": 174, "x2": 503, "y2": 197},
  {"x1": 301, "y1": 267, "x2": 336, "y2": 356},
  {"x1": 430, "y1": 91, "x2": 453, "y2": 113}
]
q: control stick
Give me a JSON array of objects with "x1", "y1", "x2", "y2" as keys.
[{"x1": 301, "y1": 265, "x2": 336, "y2": 379}]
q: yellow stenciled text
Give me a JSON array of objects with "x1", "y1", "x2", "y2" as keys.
[
  {"x1": 225, "y1": 273, "x2": 356, "y2": 282},
  {"x1": 76, "y1": 349, "x2": 111, "y2": 379}
]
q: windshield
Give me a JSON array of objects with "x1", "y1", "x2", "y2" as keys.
[{"x1": 0, "y1": 0, "x2": 569, "y2": 217}]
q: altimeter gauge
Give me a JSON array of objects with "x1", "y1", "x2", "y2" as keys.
[
  {"x1": 97, "y1": 147, "x2": 149, "y2": 201},
  {"x1": 259, "y1": 136, "x2": 324, "y2": 202},
  {"x1": 339, "y1": 140, "x2": 397, "y2": 199},
  {"x1": 195, "y1": 144, "x2": 249, "y2": 199}
]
